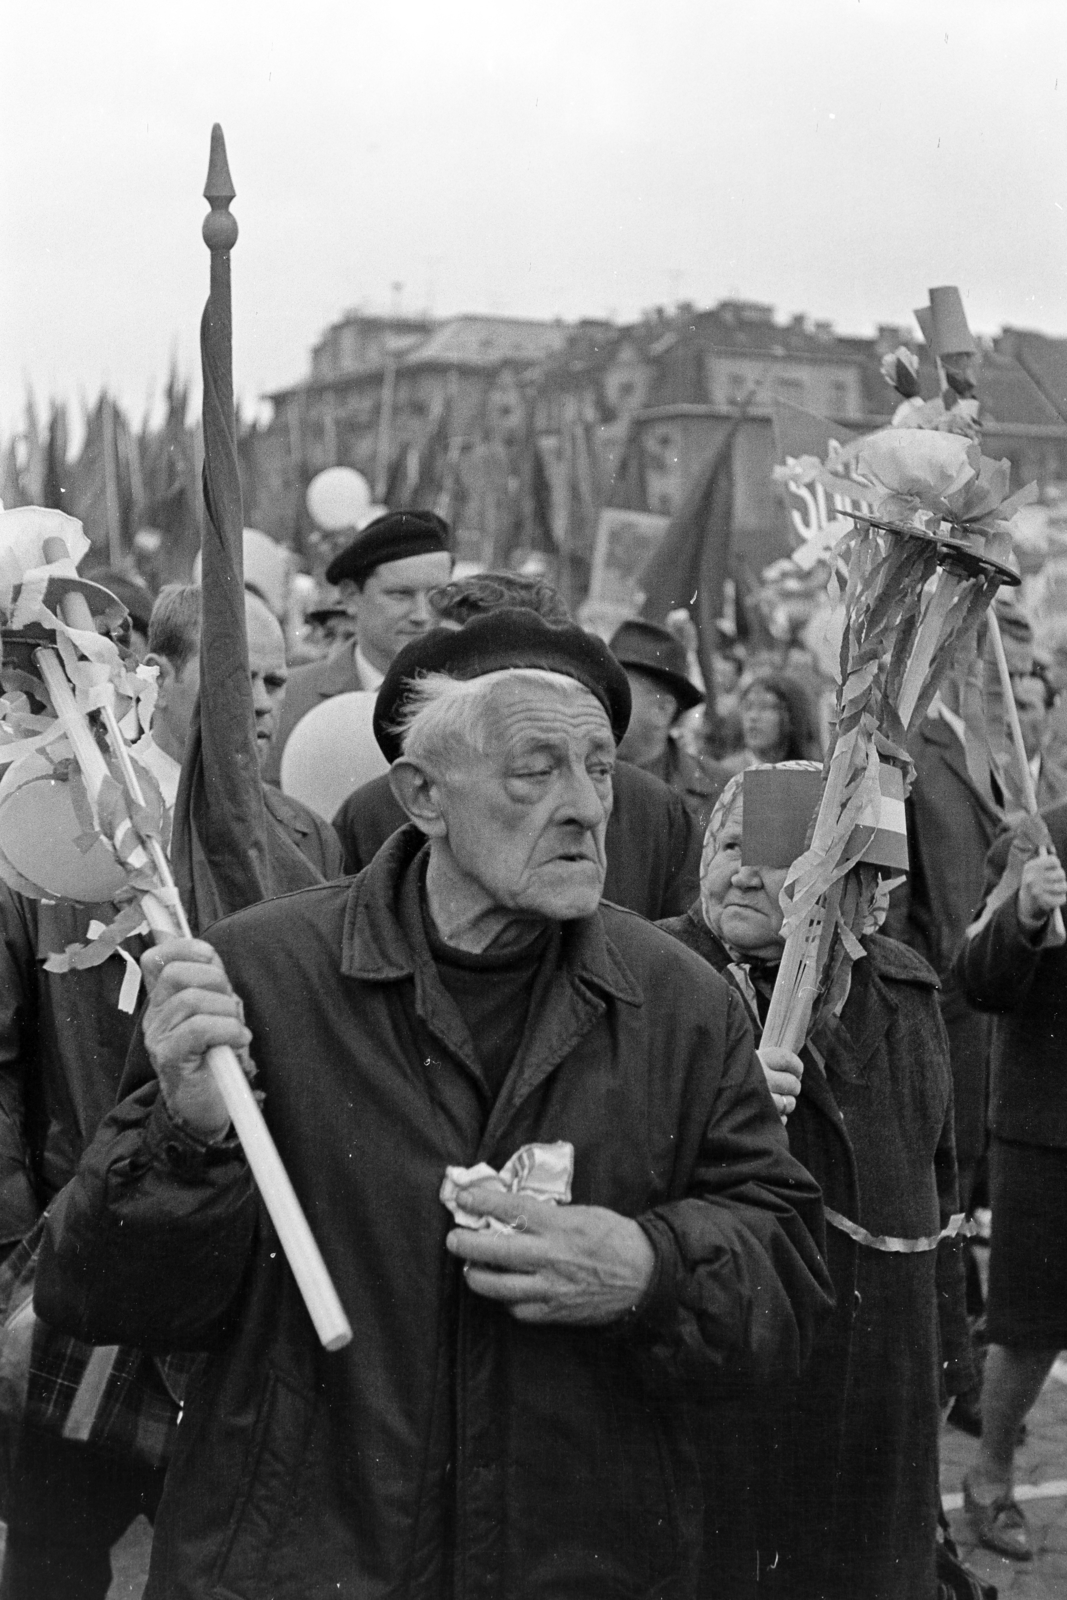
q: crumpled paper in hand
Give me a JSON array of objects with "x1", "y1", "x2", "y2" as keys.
[{"x1": 440, "y1": 1141, "x2": 574, "y2": 1231}]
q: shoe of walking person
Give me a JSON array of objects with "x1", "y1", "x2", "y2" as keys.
[{"x1": 963, "y1": 1474, "x2": 1033, "y2": 1561}]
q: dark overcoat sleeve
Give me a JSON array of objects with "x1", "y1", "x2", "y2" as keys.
[
  {"x1": 624, "y1": 986, "x2": 833, "y2": 1392},
  {"x1": 35, "y1": 1050, "x2": 257, "y2": 1351},
  {"x1": 954, "y1": 829, "x2": 1048, "y2": 1012}
]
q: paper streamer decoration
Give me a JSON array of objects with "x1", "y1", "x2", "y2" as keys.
[{"x1": 766, "y1": 422, "x2": 1036, "y2": 1056}]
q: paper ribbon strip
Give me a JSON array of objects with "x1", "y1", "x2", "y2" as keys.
[
  {"x1": 441, "y1": 1142, "x2": 575, "y2": 1231},
  {"x1": 86, "y1": 917, "x2": 149, "y2": 1012},
  {"x1": 824, "y1": 1206, "x2": 977, "y2": 1254}
]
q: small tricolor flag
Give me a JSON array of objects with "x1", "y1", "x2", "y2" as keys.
[
  {"x1": 741, "y1": 764, "x2": 908, "y2": 872},
  {"x1": 849, "y1": 762, "x2": 909, "y2": 871}
]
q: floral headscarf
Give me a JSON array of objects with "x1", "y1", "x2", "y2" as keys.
[
  {"x1": 699, "y1": 759, "x2": 892, "y2": 947},
  {"x1": 699, "y1": 761, "x2": 821, "y2": 940}
]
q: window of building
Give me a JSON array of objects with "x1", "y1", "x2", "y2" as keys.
[{"x1": 775, "y1": 376, "x2": 805, "y2": 403}]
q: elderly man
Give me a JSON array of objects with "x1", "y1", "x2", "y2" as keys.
[
  {"x1": 38, "y1": 610, "x2": 830, "y2": 1600},
  {"x1": 333, "y1": 574, "x2": 703, "y2": 919},
  {"x1": 263, "y1": 508, "x2": 452, "y2": 783},
  {"x1": 138, "y1": 584, "x2": 341, "y2": 875}
]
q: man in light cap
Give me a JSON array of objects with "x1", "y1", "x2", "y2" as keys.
[
  {"x1": 263, "y1": 508, "x2": 452, "y2": 783},
  {"x1": 38, "y1": 610, "x2": 831, "y2": 1599}
]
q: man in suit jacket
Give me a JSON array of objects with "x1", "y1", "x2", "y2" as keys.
[
  {"x1": 263, "y1": 510, "x2": 452, "y2": 784},
  {"x1": 1009, "y1": 670, "x2": 1067, "y2": 814},
  {"x1": 884, "y1": 692, "x2": 1003, "y2": 1211}
]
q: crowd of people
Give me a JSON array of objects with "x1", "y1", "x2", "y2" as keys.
[{"x1": 0, "y1": 506, "x2": 1064, "y2": 1598}]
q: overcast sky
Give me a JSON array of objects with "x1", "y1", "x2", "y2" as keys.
[{"x1": 2, "y1": 0, "x2": 1065, "y2": 439}]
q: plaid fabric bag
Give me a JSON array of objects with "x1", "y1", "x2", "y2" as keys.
[{"x1": 25, "y1": 1323, "x2": 197, "y2": 1470}]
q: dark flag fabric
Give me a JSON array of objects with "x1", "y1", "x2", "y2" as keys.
[
  {"x1": 639, "y1": 417, "x2": 740, "y2": 691},
  {"x1": 172, "y1": 125, "x2": 325, "y2": 933}
]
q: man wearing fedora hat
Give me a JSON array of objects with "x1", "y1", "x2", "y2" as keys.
[
  {"x1": 610, "y1": 619, "x2": 721, "y2": 829},
  {"x1": 263, "y1": 510, "x2": 453, "y2": 783}
]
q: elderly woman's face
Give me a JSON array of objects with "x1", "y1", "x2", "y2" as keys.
[
  {"x1": 702, "y1": 799, "x2": 789, "y2": 959},
  {"x1": 432, "y1": 679, "x2": 614, "y2": 923},
  {"x1": 741, "y1": 686, "x2": 788, "y2": 758}
]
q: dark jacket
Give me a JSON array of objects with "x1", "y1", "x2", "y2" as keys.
[
  {"x1": 0, "y1": 794, "x2": 342, "y2": 1472},
  {"x1": 954, "y1": 797, "x2": 1067, "y2": 1148},
  {"x1": 0, "y1": 789, "x2": 340, "y2": 1247},
  {"x1": 659, "y1": 910, "x2": 971, "y2": 1600},
  {"x1": 638, "y1": 739, "x2": 722, "y2": 833},
  {"x1": 332, "y1": 761, "x2": 702, "y2": 921},
  {"x1": 261, "y1": 785, "x2": 345, "y2": 883},
  {"x1": 262, "y1": 639, "x2": 368, "y2": 785},
  {"x1": 39, "y1": 828, "x2": 831, "y2": 1600},
  {"x1": 883, "y1": 712, "x2": 1001, "y2": 1164}
]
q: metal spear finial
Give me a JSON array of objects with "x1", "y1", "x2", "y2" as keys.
[{"x1": 202, "y1": 123, "x2": 238, "y2": 253}]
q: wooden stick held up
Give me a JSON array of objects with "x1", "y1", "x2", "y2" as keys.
[{"x1": 36, "y1": 553, "x2": 352, "y2": 1352}]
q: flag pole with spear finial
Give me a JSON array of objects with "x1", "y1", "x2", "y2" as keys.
[{"x1": 195, "y1": 124, "x2": 352, "y2": 1351}]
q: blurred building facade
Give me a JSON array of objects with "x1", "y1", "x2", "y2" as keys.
[{"x1": 242, "y1": 302, "x2": 1067, "y2": 592}]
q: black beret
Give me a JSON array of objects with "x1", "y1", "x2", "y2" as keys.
[
  {"x1": 324, "y1": 510, "x2": 451, "y2": 586},
  {"x1": 83, "y1": 568, "x2": 155, "y2": 632},
  {"x1": 374, "y1": 608, "x2": 632, "y2": 762}
]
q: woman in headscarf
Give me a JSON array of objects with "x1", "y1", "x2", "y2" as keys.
[{"x1": 659, "y1": 764, "x2": 975, "y2": 1600}]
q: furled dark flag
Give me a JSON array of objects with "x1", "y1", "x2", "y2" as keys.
[
  {"x1": 68, "y1": 393, "x2": 135, "y2": 564},
  {"x1": 171, "y1": 125, "x2": 326, "y2": 931},
  {"x1": 41, "y1": 404, "x2": 69, "y2": 513},
  {"x1": 606, "y1": 421, "x2": 649, "y2": 513},
  {"x1": 639, "y1": 415, "x2": 741, "y2": 691},
  {"x1": 140, "y1": 367, "x2": 202, "y2": 584}
]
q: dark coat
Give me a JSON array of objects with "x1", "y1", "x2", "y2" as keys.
[
  {"x1": 659, "y1": 910, "x2": 972, "y2": 1600},
  {"x1": 954, "y1": 798, "x2": 1067, "y2": 1148},
  {"x1": 332, "y1": 761, "x2": 703, "y2": 921},
  {"x1": 0, "y1": 790, "x2": 341, "y2": 1248},
  {"x1": 638, "y1": 739, "x2": 722, "y2": 833},
  {"x1": 261, "y1": 639, "x2": 368, "y2": 785},
  {"x1": 883, "y1": 713, "x2": 1001, "y2": 1164},
  {"x1": 38, "y1": 828, "x2": 832, "y2": 1600}
]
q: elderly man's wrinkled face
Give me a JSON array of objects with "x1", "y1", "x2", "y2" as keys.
[
  {"x1": 433, "y1": 680, "x2": 615, "y2": 923},
  {"x1": 702, "y1": 799, "x2": 789, "y2": 960}
]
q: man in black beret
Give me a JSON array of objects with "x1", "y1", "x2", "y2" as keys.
[
  {"x1": 38, "y1": 609, "x2": 831, "y2": 1600},
  {"x1": 332, "y1": 575, "x2": 704, "y2": 920},
  {"x1": 262, "y1": 509, "x2": 452, "y2": 783}
]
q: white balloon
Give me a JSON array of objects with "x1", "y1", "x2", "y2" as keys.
[
  {"x1": 306, "y1": 468, "x2": 373, "y2": 532},
  {"x1": 0, "y1": 754, "x2": 129, "y2": 902},
  {"x1": 280, "y1": 692, "x2": 388, "y2": 822}
]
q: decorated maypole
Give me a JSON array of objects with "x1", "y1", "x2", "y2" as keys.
[{"x1": 765, "y1": 286, "x2": 1041, "y2": 1055}]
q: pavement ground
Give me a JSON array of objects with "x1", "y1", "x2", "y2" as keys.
[{"x1": 940, "y1": 1353, "x2": 1067, "y2": 1599}]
